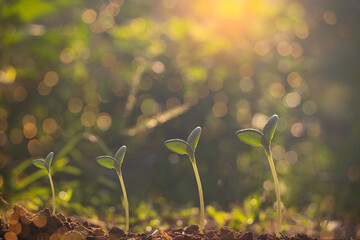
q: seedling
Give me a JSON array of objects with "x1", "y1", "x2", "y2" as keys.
[
  {"x1": 236, "y1": 114, "x2": 283, "y2": 233},
  {"x1": 32, "y1": 152, "x2": 56, "y2": 214},
  {"x1": 96, "y1": 145, "x2": 129, "y2": 233},
  {"x1": 164, "y1": 127, "x2": 205, "y2": 232}
]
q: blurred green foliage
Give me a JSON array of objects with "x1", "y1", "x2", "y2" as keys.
[{"x1": 1, "y1": 0, "x2": 360, "y2": 236}]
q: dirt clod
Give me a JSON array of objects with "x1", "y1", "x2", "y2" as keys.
[{"x1": 185, "y1": 225, "x2": 200, "y2": 235}]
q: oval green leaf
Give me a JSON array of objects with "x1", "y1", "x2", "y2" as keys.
[
  {"x1": 32, "y1": 159, "x2": 46, "y2": 169},
  {"x1": 236, "y1": 129, "x2": 267, "y2": 147},
  {"x1": 114, "y1": 145, "x2": 127, "y2": 167},
  {"x1": 96, "y1": 156, "x2": 115, "y2": 169},
  {"x1": 164, "y1": 139, "x2": 189, "y2": 155},
  {"x1": 45, "y1": 152, "x2": 54, "y2": 167},
  {"x1": 187, "y1": 126, "x2": 201, "y2": 153},
  {"x1": 262, "y1": 114, "x2": 278, "y2": 143}
]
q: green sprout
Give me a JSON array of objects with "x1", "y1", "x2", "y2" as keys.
[
  {"x1": 236, "y1": 114, "x2": 283, "y2": 233},
  {"x1": 96, "y1": 145, "x2": 129, "y2": 233},
  {"x1": 164, "y1": 126, "x2": 205, "y2": 232},
  {"x1": 32, "y1": 152, "x2": 56, "y2": 214}
]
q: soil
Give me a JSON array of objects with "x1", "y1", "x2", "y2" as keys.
[{"x1": 0, "y1": 205, "x2": 316, "y2": 240}]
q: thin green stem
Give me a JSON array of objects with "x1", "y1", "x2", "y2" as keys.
[
  {"x1": 47, "y1": 171, "x2": 56, "y2": 214},
  {"x1": 117, "y1": 170, "x2": 129, "y2": 233},
  {"x1": 190, "y1": 157, "x2": 205, "y2": 232},
  {"x1": 265, "y1": 148, "x2": 282, "y2": 234}
]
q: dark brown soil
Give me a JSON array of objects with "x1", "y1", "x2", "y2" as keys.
[{"x1": 0, "y1": 205, "x2": 316, "y2": 240}]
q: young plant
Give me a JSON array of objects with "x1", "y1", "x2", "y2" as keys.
[
  {"x1": 236, "y1": 114, "x2": 283, "y2": 233},
  {"x1": 32, "y1": 152, "x2": 56, "y2": 214},
  {"x1": 164, "y1": 127, "x2": 205, "y2": 232},
  {"x1": 96, "y1": 145, "x2": 129, "y2": 233}
]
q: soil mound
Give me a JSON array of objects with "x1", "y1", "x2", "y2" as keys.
[{"x1": 0, "y1": 205, "x2": 315, "y2": 240}]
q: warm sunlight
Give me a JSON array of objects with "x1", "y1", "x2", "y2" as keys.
[{"x1": 1, "y1": 0, "x2": 359, "y2": 238}]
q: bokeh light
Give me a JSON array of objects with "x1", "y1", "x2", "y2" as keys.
[
  {"x1": 10, "y1": 128, "x2": 23, "y2": 144},
  {"x1": 60, "y1": 48, "x2": 76, "y2": 63},
  {"x1": 166, "y1": 97, "x2": 181, "y2": 110},
  {"x1": 13, "y1": 86, "x2": 27, "y2": 102},
  {"x1": 270, "y1": 82, "x2": 285, "y2": 98},
  {"x1": 252, "y1": 113, "x2": 267, "y2": 129},
  {"x1": 254, "y1": 40, "x2": 270, "y2": 56},
  {"x1": 82, "y1": 9, "x2": 97, "y2": 24},
  {"x1": 277, "y1": 41, "x2": 292, "y2": 56},
  {"x1": 27, "y1": 139, "x2": 41, "y2": 156},
  {"x1": 38, "y1": 81, "x2": 52, "y2": 96},
  {"x1": 81, "y1": 109, "x2": 97, "y2": 127},
  {"x1": 141, "y1": 99, "x2": 158, "y2": 115},
  {"x1": 43, "y1": 71, "x2": 59, "y2": 87},
  {"x1": 68, "y1": 98, "x2": 83, "y2": 113},
  {"x1": 239, "y1": 78, "x2": 255, "y2": 92},
  {"x1": 23, "y1": 123, "x2": 37, "y2": 139},
  {"x1": 212, "y1": 102, "x2": 228, "y2": 118},
  {"x1": 208, "y1": 77, "x2": 223, "y2": 91},
  {"x1": 287, "y1": 72, "x2": 302, "y2": 88},
  {"x1": 0, "y1": 66, "x2": 16, "y2": 84},
  {"x1": 96, "y1": 113, "x2": 112, "y2": 131},
  {"x1": 290, "y1": 122, "x2": 304, "y2": 137},
  {"x1": 323, "y1": 11, "x2": 337, "y2": 25},
  {"x1": 152, "y1": 61, "x2": 165, "y2": 74},
  {"x1": 284, "y1": 92, "x2": 301, "y2": 108},
  {"x1": 42, "y1": 118, "x2": 58, "y2": 134}
]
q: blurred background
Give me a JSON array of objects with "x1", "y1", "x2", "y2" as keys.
[{"x1": 1, "y1": 0, "x2": 360, "y2": 237}]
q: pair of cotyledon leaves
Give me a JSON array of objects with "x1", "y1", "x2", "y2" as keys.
[
  {"x1": 164, "y1": 115, "x2": 278, "y2": 158},
  {"x1": 96, "y1": 127, "x2": 201, "y2": 170},
  {"x1": 32, "y1": 152, "x2": 54, "y2": 173},
  {"x1": 164, "y1": 127, "x2": 202, "y2": 160},
  {"x1": 236, "y1": 114, "x2": 279, "y2": 148},
  {"x1": 96, "y1": 145, "x2": 127, "y2": 172}
]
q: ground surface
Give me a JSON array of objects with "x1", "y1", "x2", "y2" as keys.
[{"x1": 0, "y1": 205, "x2": 315, "y2": 240}]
